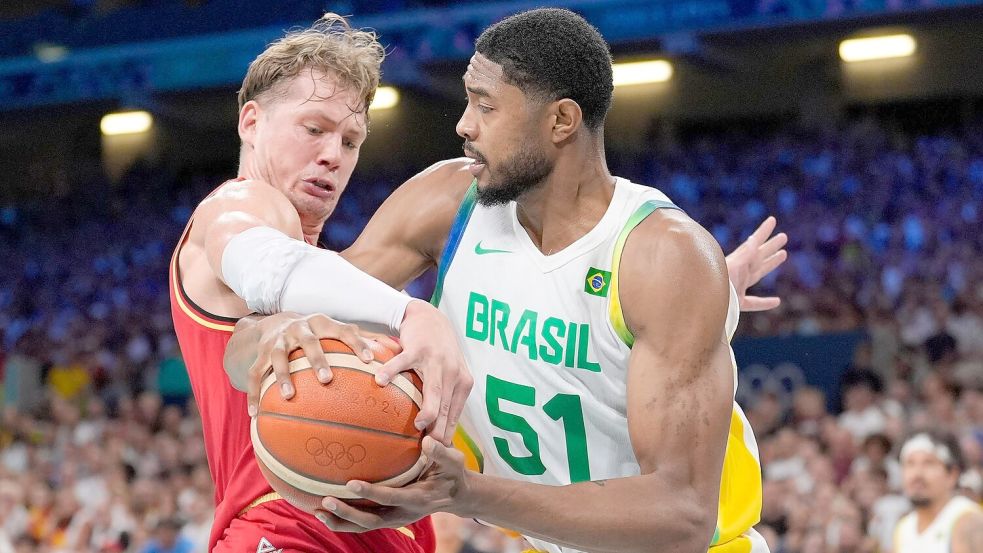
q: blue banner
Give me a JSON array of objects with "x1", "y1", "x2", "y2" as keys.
[
  {"x1": 732, "y1": 331, "x2": 864, "y2": 413},
  {"x1": 1, "y1": 0, "x2": 982, "y2": 110}
]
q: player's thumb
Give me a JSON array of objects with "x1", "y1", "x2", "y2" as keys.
[
  {"x1": 423, "y1": 435, "x2": 461, "y2": 467},
  {"x1": 376, "y1": 352, "x2": 413, "y2": 386}
]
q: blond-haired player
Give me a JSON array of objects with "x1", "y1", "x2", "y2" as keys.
[{"x1": 170, "y1": 14, "x2": 471, "y2": 552}]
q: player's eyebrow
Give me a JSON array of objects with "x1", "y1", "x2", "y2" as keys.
[{"x1": 464, "y1": 82, "x2": 493, "y2": 98}]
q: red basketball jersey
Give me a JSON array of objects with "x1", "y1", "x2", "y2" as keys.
[{"x1": 169, "y1": 180, "x2": 435, "y2": 552}]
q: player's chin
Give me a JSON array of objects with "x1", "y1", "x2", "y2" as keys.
[{"x1": 302, "y1": 197, "x2": 338, "y2": 220}]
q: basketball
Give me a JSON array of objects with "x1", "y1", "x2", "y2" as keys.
[{"x1": 250, "y1": 338, "x2": 426, "y2": 513}]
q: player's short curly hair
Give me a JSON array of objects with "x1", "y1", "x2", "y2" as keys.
[
  {"x1": 475, "y1": 8, "x2": 613, "y2": 131},
  {"x1": 238, "y1": 13, "x2": 385, "y2": 113}
]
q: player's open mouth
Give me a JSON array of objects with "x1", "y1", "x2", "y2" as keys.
[
  {"x1": 468, "y1": 161, "x2": 486, "y2": 177},
  {"x1": 302, "y1": 178, "x2": 335, "y2": 198}
]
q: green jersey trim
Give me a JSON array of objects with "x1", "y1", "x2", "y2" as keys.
[
  {"x1": 430, "y1": 180, "x2": 479, "y2": 306},
  {"x1": 608, "y1": 199, "x2": 681, "y2": 348}
]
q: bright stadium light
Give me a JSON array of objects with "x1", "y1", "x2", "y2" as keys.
[
  {"x1": 839, "y1": 34, "x2": 916, "y2": 62},
  {"x1": 370, "y1": 86, "x2": 400, "y2": 110},
  {"x1": 34, "y1": 42, "x2": 68, "y2": 63},
  {"x1": 612, "y1": 60, "x2": 673, "y2": 87},
  {"x1": 100, "y1": 111, "x2": 153, "y2": 136}
]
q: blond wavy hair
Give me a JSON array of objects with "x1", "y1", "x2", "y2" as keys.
[{"x1": 237, "y1": 13, "x2": 385, "y2": 113}]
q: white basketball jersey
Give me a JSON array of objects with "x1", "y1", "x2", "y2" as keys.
[
  {"x1": 433, "y1": 177, "x2": 767, "y2": 553},
  {"x1": 894, "y1": 496, "x2": 982, "y2": 553}
]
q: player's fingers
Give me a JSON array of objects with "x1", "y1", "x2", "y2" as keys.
[
  {"x1": 339, "y1": 323, "x2": 376, "y2": 363},
  {"x1": 297, "y1": 320, "x2": 333, "y2": 376},
  {"x1": 294, "y1": 326, "x2": 332, "y2": 384},
  {"x1": 307, "y1": 315, "x2": 375, "y2": 363},
  {"x1": 751, "y1": 250, "x2": 788, "y2": 283},
  {"x1": 429, "y1": 396, "x2": 451, "y2": 448},
  {"x1": 415, "y1": 374, "x2": 442, "y2": 433},
  {"x1": 244, "y1": 354, "x2": 268, "y2": 417},
  {"x1": 759, "y1": 231, "x2": 788, "y2": 259},
  {"x1": 741, "y1": 296, "x2": 781, "y2": 312},
  {"x1": 442, "y1": 375, "x2": 473, "y2": 445},
  {"x1": 424, "y1": 435, "x2": 465, "y2": 467},
  {"x1": 313, "y1": 509, "x2": 370, "y2": 533},
  {"x1": 376, "y1": 351, "x2": 414, "y2": 387},
  {"x1": 270, "y1": 339, "x2": 294, "y2": 400},
  {"x1": 344, "y1": 481, "x2": 414, "y2": 507},
  {"x1": 320, "y1": 498, "x2": 385, "y2": 530},
  {"x1": 747, "y1": 216, "x2": 776, "y2": 247},
  {"x1": 370, "y1": 335, "x2": 403, "y2": 356}
]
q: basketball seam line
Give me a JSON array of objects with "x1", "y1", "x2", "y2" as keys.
[
  {"x1": 260, "y1": 355, "x2": 423, "y2": 409},
  {"x1": 256, "y1": 410, "x2": 422, "y2": 440},
  {"x1": 257, "y1": 427, "x2": 424, "y2": 487},
  {"x1": 251, "y1": 421, "x2": 428, "y2": 497},
  {"x1": 308, "y1": 364, "x2": 420, "y2": 406}
]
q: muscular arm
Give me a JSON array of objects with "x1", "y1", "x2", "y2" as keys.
[
  {"x1": 225, "y1": 158, "x2": 471, "y2": 378},
  {"x1": 222, "y1": 160, "x2": 476, "y2": 441},
  {"x1": 341, "y1": 158, "x2": 474, "y2": 288},
  {"x1": 453, "y1": 212, "x2": 734, "y2": 553},
  {"x1": 193, "y1": 179, "x2": 304, "y2": 284},
  {"x1": 952, "y1": 510, "x2": 983, "y2": 553},
  {"x1": 189, "y1": 178, "x2": 413, "y2": 332}
]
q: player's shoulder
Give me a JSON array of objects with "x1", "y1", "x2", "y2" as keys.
[
  {"x1": 403, "y1": 158, "x2": 474, "y2": 200},
  {"x1": 953, "y1": 507, "x2": 983, "y2": 552},
  {"x1": 617, "y1": 205, "x2": 729, "y2": 327},
  {"x1": 955, "y1": 505, "x2": 983, "y2": 531},
  {"x1": 625, "y1": 208, "x2": 725, "y2": 273},
  {"x1": 198, "y1": 178, "x2": 289, "y2": 209},
  {"x1": 389, "y1": 157, "x2": 475, "y2": 217},
  {"x1": 186, "y1": 178, "x2": 302, "y2": 243},
  {"x1": 194, "y1": 178, "x2": 296, "y2": 221},
  {"x1": 415, "y1": 157, "x2": 474, "y2": 182}
]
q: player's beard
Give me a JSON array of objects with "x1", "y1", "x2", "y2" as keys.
[
  {"x1": 476, "y1": 146, "x2": 553, "y2": 206},
  {"x1": 908, "y1": 494, "x2": 933, "y2": 508}
]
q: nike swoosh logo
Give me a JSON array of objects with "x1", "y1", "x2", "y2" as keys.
[{"x1": 474, "y1": 241, "x2": 511, "y2": 255}]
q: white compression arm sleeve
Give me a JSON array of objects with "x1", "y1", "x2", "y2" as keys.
[{"x1": 221, "y1": 226, "x2": 411, "y2": 334}]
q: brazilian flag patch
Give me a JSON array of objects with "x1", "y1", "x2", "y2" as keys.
[{"x1": 584, "y1": 267, "x2": 612, "y2": 297}]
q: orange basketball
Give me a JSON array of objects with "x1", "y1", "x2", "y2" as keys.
[{"x1": 250, "y1": 338, "x2": 426, "y2": 513}]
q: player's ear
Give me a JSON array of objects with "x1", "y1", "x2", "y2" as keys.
[
  {"x1": 549, "y1": 98, "x2": 583, "y2": 144},
  {"x1": 238, "y1": 100, "x2": 261, "y2": 147}
]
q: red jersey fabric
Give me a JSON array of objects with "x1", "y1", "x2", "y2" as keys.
[{"x1": 169, "y1": 180, "x2": 435, "y2": 552}]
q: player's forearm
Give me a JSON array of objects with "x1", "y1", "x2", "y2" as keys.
[
  {"x1": 221, "y1": 226, "x2": 412, "y2": 334},
  {"x1": 458, "y1": 472, "x2": 716, "y2": 553}
]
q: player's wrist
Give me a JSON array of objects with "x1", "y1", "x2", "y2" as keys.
[{"x1": 450, "y1": 469, "x2": 488, "y2": 519}]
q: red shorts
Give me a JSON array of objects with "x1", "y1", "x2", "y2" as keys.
[{"x1": 213, "y1": 499, "x2": 435, "y2": 553}]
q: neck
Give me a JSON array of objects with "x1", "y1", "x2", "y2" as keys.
[
  {"x1": 514, "y1": 133, "x2": 613, "y2": 254},
  {"x1": 915, "y1": 494, "x2": 954, "y2": 531},
  {"x1": 301, "y1": 225, "x2": 323, "y2": 246}
]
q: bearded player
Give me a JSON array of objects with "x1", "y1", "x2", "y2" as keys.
[{"x1": 227, "y1": 9, "x2": 787, "y2": 553}]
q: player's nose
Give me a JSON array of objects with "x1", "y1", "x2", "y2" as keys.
[
  {"x1": 316, "y1": 134, "x2": 343, "y2": 171},
  {"x1": 456, "y1": 108, "x2": 477, "y2": 141}
]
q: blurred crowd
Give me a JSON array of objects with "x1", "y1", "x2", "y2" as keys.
[{"x1": 1, "y1": 117, "x2": 982, "y2": 552}]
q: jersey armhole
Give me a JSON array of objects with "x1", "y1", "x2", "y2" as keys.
[
  {"x1": 429, "y1": 180, "x2": 479, "y2": 306},
  {"x1": 607, "y1": 199, "x2": 681, "y2": 348}
]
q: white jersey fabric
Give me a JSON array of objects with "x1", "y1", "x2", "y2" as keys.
[
  {"x1": 433, "y1": 176, "x2": 767, "y2": 553},
  {"x1": 893, "y1": 495, "x2": 982, "y2": 553}
]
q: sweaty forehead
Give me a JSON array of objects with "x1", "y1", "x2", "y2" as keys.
[{"x1": 464, "y1": 53, "x2": 505, "y2": 88}]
